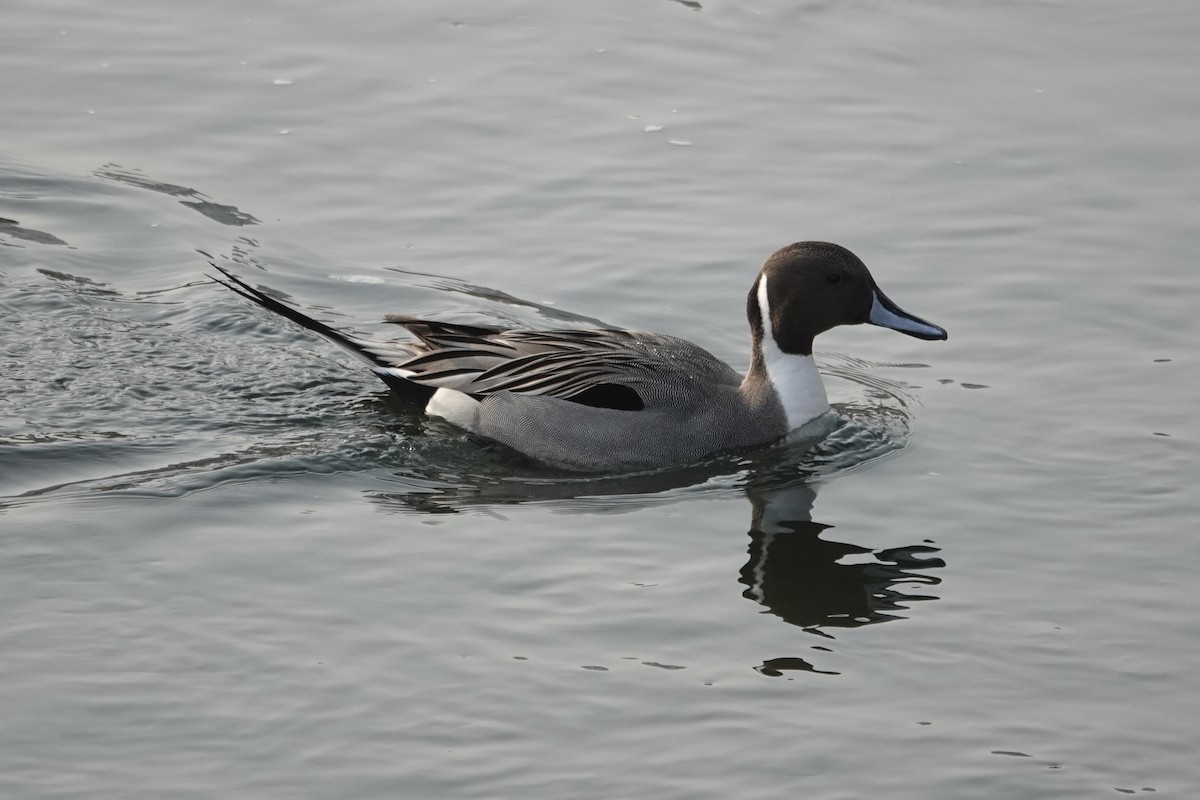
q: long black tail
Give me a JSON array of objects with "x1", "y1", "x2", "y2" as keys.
[{"x1": 208, "y1": 264, "x2": 433, "y2": 404}]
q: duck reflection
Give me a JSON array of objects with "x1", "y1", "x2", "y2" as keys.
[
  {"x1": 742, "y1": 480, "x2": 943, "y2": 634},
  {"x1": 368, "y1": 436, "x2": 945, "y2": 675}
]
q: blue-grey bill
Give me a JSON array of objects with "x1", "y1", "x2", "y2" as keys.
[{"x1": 867, "y1": 288, "x2": 948, "y2": 341}]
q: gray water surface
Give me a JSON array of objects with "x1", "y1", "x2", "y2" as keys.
[{"x1": 3, "y1": 1, "x2": 1198, "y2": 798}]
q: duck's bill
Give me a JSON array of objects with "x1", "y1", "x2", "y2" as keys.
[{"x1": 868, "y1": 288, "x2": 948, "y2": 341}]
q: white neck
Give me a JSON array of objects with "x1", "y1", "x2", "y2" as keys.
[{"x1": 757, "y1": 277, "x2": 830, "y2": 429}]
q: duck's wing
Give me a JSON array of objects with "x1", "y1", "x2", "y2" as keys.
[
  {"x1": 372, "y1": 321, "x2": 664, "y2": 411},
  {"x1": 211, "y1": 266, "x2": 732, "y2": 413}
]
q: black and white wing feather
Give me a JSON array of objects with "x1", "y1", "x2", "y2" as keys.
[
  {"x1": 371, "y1": 319, "x2": 663, "y2": 411},
  {"x1": 208, "y1": 266, "x2": 705, "y2": 412}
]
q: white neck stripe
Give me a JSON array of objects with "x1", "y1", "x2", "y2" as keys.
[
  {"x1": 755, "y1": 276, "x2": 771, "y2": 336},
  {"x1": 756, "y1": 276, "x2": 830, "y2": 429}
]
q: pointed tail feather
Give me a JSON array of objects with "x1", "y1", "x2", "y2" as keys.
[{"x1": 208, "y1": 264, "x2": 433, "y2": 404}]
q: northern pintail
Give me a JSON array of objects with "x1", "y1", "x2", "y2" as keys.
[{"x1": 211, "y1": 242, "x2": 946, "y2": 471}]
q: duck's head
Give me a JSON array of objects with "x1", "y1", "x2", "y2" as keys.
[{"x1": 748, "y1": 241, "x2": 948, "y2": 356}]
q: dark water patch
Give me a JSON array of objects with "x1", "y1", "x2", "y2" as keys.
[
  {"x1": 0, "y1": 438, "x2": 185, "y2": 500},
  {"x1": 94, "y1": 164, "x2": 260, "y2": 226},
  {"x1": 0, "y1": 217, "x2": 69, "y2": 247},
  {"x1": 37, "y1": 268, "x2": 120, "y2": 297},
  {"x1": 755, "y1": 657, "x2": 839, "y2": 677}
]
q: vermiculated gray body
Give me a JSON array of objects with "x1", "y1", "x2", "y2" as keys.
[{"x1": 467, "y1": 332, "x2": 789, "y2": 470}]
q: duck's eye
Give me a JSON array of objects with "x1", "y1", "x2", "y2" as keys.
[{"x1": 826, "y1": 274, "x2": 842, "y2": 285}]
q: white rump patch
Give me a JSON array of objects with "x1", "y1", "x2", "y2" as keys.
[
  {"x1": 425, "y1": 388, "x2": 481, "y2": 430},
  {"x1": 757, "y1": 277, "x2": 830, "y2": 429},
  {"x1": 372, "y1": 367, "x2": 479, "y2": 429}
]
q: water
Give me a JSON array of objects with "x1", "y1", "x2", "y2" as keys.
[{"x1": 3, "y1": 1, "x2": 1199, "y2": 797}]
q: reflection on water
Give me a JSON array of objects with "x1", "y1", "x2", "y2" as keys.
[
  {"x1": 743, "y1": 480, "x2": 943, "y2": 633},
  {"x1": 742, "y1": 479, "x2": 944, "y2": 675},
  {"x1": 371, "y1": 455, "x2": 946, "y2": 674}
]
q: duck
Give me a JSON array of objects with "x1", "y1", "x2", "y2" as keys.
[{"x1": 210, "y1": 242, "x2": 946, "y2": 471}]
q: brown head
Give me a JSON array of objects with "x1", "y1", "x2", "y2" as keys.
[{"x1": 747, "y1": 242, "x2": 947, "y2": 358}]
